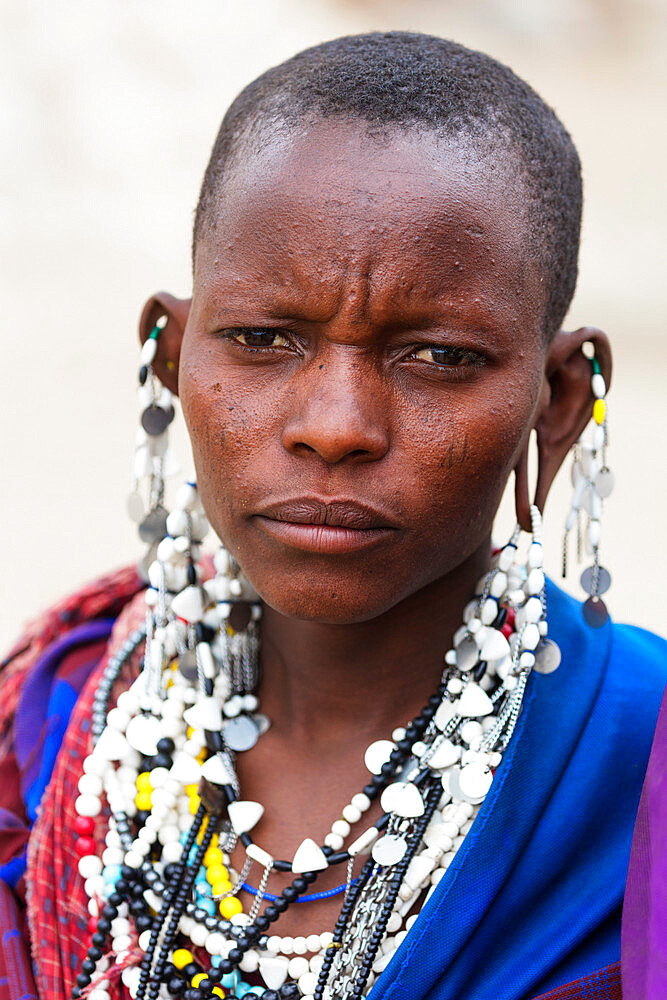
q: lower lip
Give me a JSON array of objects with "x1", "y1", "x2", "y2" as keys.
[{"x1": 254, "y1": 517, "x2": 395, "y2": 554}]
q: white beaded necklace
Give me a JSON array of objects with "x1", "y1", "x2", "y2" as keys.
[{"x1": 72, "y1": 485, "x2": 558, "y2": 1000}]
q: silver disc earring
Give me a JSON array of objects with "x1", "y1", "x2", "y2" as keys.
[
  {"x1": 562, "y1": 353, "x2": 613, "y2": 627},
  {"x1": 126, "y1": 315, "x2": 180, "y2": 575}
]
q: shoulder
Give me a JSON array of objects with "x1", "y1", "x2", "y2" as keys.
[{"x1": 0, "y1": 565, "x2": 144, "y2": 752}]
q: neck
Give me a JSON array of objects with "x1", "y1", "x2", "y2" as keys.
[{"x1": 259, "y1": 538, "x2": 492, "y2": 748}]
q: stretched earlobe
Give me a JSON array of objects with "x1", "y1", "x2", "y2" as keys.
[
  {"x1": 514, "y1": 437, "x2": 533, "y2": 533},
  {"x1": 138, "y1": 292, "x2": 191, "y2": 396},
  {"x1": 514, "y1": 326, "x2": 612, "y2": 526}
]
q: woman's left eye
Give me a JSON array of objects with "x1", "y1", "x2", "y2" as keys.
[
  {"x1": 413, "y1": 345, "x2": 473, "y2": 367},
  {"x1": 228, "y1": 329, "x2": 290, "y2": 349}
]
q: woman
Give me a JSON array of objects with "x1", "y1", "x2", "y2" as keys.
[{"x1": 1, "y1": 32, "x2": 665, "y2": 1000}]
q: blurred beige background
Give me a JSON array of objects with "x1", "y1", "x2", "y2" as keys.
[{"x1": 1, "y1": 0, "x2": 665, "y2": 650}]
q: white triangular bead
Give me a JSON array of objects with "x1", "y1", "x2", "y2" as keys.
[
  {"x1": 259, "y1": 956, "x2": 289, "y2": 990},
  {"x1": 456, "y1": 683, "x2": 494, "y2": 718},
  {"x1": 227, "y1": 800, "x2": 264, "y2": 835},
  {"x1": 427, "y1": 739, "x2": 461, "y2": 770},
  {"x1": 480, "y1": 629, "x2": 510, "y2": 663},
  {"x1": 201, "y1": 754, "x2": 235, "y2": 787},
  {"x1": 170, "y1": 751, "x2": 202, "y2": 784},
  {"x1": 171, "y1": 585, "x2": 206, "y2": 623},
  {"x1": 433, "y1": 701, "x2": 457, "y2": 731},
  {"x1": 292, "y1": 838, "x2": 329, "y2": 873},
  {"x1": 183, "y1": 697, "x2": 223, "y2": 732}
]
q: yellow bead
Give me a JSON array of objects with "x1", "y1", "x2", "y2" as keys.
[
  {"x1": 204, "y1": 847, "x2": 223, "y2": 867},
  {"x1": 186, "y1": 726, "x2": 195, "y2": 739},
  {"x1": 172, "y1": 948, "x2": 194, "y2": 969},
  {"x1": 207, "y1": 864, "x2": 228, "y2": 884},
  {"x1": 219, "y1": 896, "x2": 243, "y2": 919},
  {"x1": 191, "y1": 973, "x2": 207, "y2": 988},
  {"x1": 136, "y1": 772, "x2": 152, "y2": 791},
  {"x1": 211, "y1": 879, "x2": 233, "y2": 897},
  {"x1": 212, "y1": 989, "x2": 225, "y2": 998},
  {"x1": 185, "y1": 784, "x2": 199, "y2": 797},
  {"x1": 135, "y1": 791, "x2": 152, "y2": 811},
  {"x1": 593, "y1": 398, "x2": 606, "y2": 424},
  {"x1": 197, "y1": 748, "x2": 208, "y2": 762}
]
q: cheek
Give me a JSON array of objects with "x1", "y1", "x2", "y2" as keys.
[
  {"x1": 401, "y1": 386, "x2": 534, "y2": 538},
  {"x1": 180, "y1": 361, "x2": 278, "y2": 545}
]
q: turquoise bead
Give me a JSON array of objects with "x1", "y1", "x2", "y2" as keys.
[
  {"x1": 103, "y1": 864, "x2": 121, "y2": 884},
  {"x1": 220, "y1": 971, "x2": 240, "y2": 988}
]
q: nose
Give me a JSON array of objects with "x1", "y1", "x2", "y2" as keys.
[{"x1": 281, "y1": 352, "x2": 390, "y2": 465}]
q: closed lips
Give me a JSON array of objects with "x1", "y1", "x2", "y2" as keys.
[{"x1": 254, "y1": 498, "x2": 397, "y2": 531}]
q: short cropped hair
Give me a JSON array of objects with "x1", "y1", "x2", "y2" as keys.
[{"x1": 194, "y1": 32, "x2": 582, "y2": 337}]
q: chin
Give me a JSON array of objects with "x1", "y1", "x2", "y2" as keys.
[{"x1": 252, "y1": 577, "x2": 409, "y2": 625}]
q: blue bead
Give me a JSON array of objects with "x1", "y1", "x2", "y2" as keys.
[
  {"x1": 235, "y1": 983, "x2": 253, "y2": 998},
  {"x1": 103, "y1": 864, "x2": 121, "y2": 884},
  {"x1": 220, "y1": 971, "x2": 240, "y2": 988},
  {"x1": 199, "y1": 897, "x2": 215, "y2": 914}
]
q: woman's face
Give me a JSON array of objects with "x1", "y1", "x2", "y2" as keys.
[{"x1": 181, "y1": 122, "x2": 548, "y2": 623}]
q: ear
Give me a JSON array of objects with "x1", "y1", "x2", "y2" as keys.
[
  {"x1": 138, "y1": 292, "x2": 191, "y2": 396},
  {"x1": 514, "y1": 326, "x2": 612, "y2": 531}
]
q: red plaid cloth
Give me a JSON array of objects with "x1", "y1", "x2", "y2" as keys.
[
  {"x1": 532, "y1": 962, "x2": 622, "y2": 999},
  {"x1": 27, "y1": 592, "x2": 146, "y2": 999}
]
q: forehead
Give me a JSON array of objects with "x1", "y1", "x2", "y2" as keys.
[{"x1": 194, "y1": 121, "x2": 543, "y2": 331}]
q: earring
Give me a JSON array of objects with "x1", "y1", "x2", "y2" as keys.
[
  {"x1": 562, "y1": 353, "x2": 613, "y2": 627},
  {"x1": 127, "y1": 316, "x2": 180, "y2": 575}
]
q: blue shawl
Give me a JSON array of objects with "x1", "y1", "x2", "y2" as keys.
[{"x1": 373, "y1": 579, "x2": 667, "y2": 999}]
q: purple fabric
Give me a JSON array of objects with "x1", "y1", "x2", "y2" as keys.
[
  {"x1": 13, "y1": 619, "x2": 113, "y2": 795},
  {"x1": 622, "y1": 684, "x2": 667, "y2": 998}
]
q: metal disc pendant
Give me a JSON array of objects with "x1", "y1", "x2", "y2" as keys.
[
  {"x1": 222, "y1": 715, "x2": 260, "y2": 752},
  {"x1": 457, "y1": 762, "x2": 493, "y2": 803},
  {"x1": 126, "y1": 491, "x2": 145, "y2": 522},
  {"x1": 178, "y1": 649, "x2": 199, "y2": 681},
  {"x1": 228, "y1": 602, "x2": 252, "y2": 633},
  {"x1": 583, "y1": 596, "x2": 608, "y2": 628},
  {"x1": 371, "y1": 833, "x2": 408, "y2": 867},
  {"x1": 594, "y1": 467, "x2": 615, "y2": 498},
  {"x1": 254, "y1": 713, "x2": 271, "y2": 735},
  {"x1": 580, "y1": 565, "x2": 611, "y2": 596},
  {"x1": 139, "y1": 505, "x2": 168, "y2": 543},
  {"x1": 137, "y1": 541, "x2": 159, "y2": 583},
  {"x1": 141, "y1": 404, "x2": 172, "y2": 436},
  {"x1": 533, "y1": 638, "x2": 562, "y2": 674},
  {"x1": 455, "y1": 635, "x2": 479, "y2": 672}
]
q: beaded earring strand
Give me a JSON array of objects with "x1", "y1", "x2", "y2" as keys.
[
  {"x1": 72, "y1": 491, "x2": 559, "y2": 1000},
  {"x1": 127, "y1": 315, "x2": 181, "y2": 577},
  {"x1": 562, "y1": 352, "x2": 614, "y2": 627}
]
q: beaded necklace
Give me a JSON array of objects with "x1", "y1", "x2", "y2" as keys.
[{"x1": 72, "y1": 486, "x2": 559, "y2": 1000}]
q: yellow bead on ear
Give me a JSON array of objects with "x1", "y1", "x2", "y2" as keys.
[{"x1": 593, "y1": 399, "x2": 606, "y2": 425}]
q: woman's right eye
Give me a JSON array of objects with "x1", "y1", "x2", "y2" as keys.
[{"x1": 225, "y1": 328, "x2": 290, "y2": 349}]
